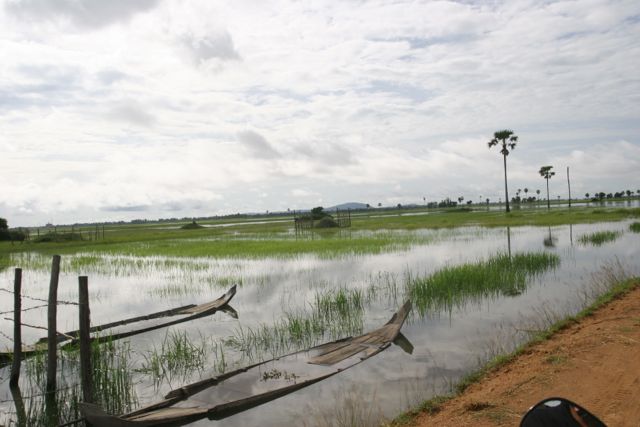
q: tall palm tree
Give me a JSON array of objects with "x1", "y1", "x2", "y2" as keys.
[
  {"x1": 539, "y1": 165, "x2": 555, "y2": 210},
  {"x1": 488, "y1": 130, "x2": 518, "y2": 212}
]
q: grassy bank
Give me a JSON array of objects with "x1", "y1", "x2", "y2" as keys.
[{"x1": 388, "y1": 274, "x2": 640, "y2": 426}]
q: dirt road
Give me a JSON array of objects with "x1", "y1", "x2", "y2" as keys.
[{"x1": 409, "y1": 283, "x2": 640, "y2": 427}]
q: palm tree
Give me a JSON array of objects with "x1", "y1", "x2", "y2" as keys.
[
  {"x1": 539, "y1": 166, "x2": 555, "y2": 210},
  {"x1": 488, "y1": 129, "x2": 518, "y2": 212}
]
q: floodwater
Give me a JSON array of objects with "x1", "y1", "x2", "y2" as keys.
[{"x1": 0, "y1": 219, "x2": 639, "y2": 426}]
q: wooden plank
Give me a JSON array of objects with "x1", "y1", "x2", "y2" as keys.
[{"x1": 81, "y1": 301, "x2": 412, "y2": 427}]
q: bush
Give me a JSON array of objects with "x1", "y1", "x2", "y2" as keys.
[
  {"x1": 34, "y1": 232, "x2": 83, "y2": 243},
  {"x1": 181, "y1": 221, "x2": 204, "y2": 230},
  {"x1": 0, "y1": 229, "x2": 26, "y2": 242},
  {"x1": 314, "y1": 217, "x2": 339, "y2": 228}
]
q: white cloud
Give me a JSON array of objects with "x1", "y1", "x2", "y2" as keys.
[{"x1": 0, "y1": 0, "x2": 638, "y2": 225}]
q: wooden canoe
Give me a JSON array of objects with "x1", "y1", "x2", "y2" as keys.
[
  {"x1": 0, "y1": 285, "x2": 237, "y2": 365},
  {"x1": 80, "y1": 300, "x2": 412, "y2": 427}
]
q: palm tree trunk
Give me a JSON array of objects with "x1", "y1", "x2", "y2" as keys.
[
  {"x1": 503, "y1": 154, "x2": 510, "y2": 213},
  {"x1": 546, "y1": 178, "x2": 550, "y2": 210}
]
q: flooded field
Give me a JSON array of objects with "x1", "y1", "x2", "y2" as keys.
[{"x1": 1, "y1": 219, "x2": 639, "y2": 426}]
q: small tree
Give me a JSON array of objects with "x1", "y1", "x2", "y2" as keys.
[
  {"x1": 310, "y1": 206, "x2": 327, "y2": 220},
  {"x1": 539, "y1": 166, "x2": 555, "y2": 210},
  {"x1": 488, "y1": 129, "x2": 518, "y2": 213}
]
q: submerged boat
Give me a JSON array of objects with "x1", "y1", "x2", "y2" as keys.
[
  {"x1": 80, "y1": 300, "x2": 412, "y2": 427},
  {"x1": 0, "y1": 285, "x2": 237, "y2": 365}
]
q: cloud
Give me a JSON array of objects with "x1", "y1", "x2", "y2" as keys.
[
  {"x1": 178, "y1": 31, "x2": 241, "y2": 65},
  {"x1": 4, "y1": 0, "x2": 161, "y2": 29},
  {"x1": 105, "y1": 100, "x2": 156, "y2": 127},
  {"x1": 236, "y1": 130, "x2": 280, "y2": 159},
  {"x1": 1, "y1": 0, "x2": 639, "y2": 225}
]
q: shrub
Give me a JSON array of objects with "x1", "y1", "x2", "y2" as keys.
[
  {"x1": 34, "y1": 232, "x2": 83, "y2": 243},
  {"x1": 181, "y1": 221, "x2": 203, "y2": 230},
  {"x1": 314, "y1": 217, "x2": 339, "y2": 228}
]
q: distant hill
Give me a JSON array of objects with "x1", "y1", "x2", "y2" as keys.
[{"x1": 326, "y1": 202, "x2": 369, "y2": 211}]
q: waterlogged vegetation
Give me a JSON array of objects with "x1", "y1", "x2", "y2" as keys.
[
  {"x1": 1, "y1": 206, "x2": 638, "y2": 260},
  {"x1": 1, "y1": 207, "x2": 639, "y2": 426},
  {"x1": 578, "y1": 230, "x2": 622, "y2": 246},
  {"x1": 3, "y1": 340, "x2": 137, "y2": 426},
  {"x1": 227, "y1": 287, "x2": 367, "y2": 360},
  {"x1": 409, "y1": 252, "x2": 560, "y2": 316},
  {"x1": 630, "y1": 222, "x2": 640, "y2": 233},
  {"x1": 137, "y1": 331, "x2": 212, "y2": 386}
]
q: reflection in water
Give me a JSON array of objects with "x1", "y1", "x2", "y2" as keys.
[
  {"x1": 543, "y1": 227, "x2": 558, "y2": 248},
  {"x1": 9, "y1": 384, "x2": 26, "y2": 427},
  {"x1": 570, "y1": 223, "x2": 573, "y2": 246},
  {"x1": 0, "y1": 220, "x2": 638, "y2": 426}
]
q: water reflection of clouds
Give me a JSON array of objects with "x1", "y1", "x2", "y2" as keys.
[{"x1": 1, "y1": 220, "x2": 639, "y2": 426}]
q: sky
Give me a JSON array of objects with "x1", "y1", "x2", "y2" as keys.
[{"x1": 1, "y1": 0, "x2": 639, "y2": 227}]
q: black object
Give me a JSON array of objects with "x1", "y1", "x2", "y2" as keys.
[{"x1": 521, "y1": 397, "x2": 607, "y2": 427}]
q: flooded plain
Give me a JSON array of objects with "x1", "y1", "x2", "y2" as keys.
[{"x1": 1, "y1": 219, "x2": 638, "y2": 426}]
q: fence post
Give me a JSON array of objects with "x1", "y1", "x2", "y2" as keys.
[
  {"x1": 46, "y1": 255, "x2": 61, "y2": 394},
  {"x1": 10, "y1": 268, "x2": 22, "y2": 387},
  {"x1": 79, "y1": 276, "x2": 93, "y2": 404}
]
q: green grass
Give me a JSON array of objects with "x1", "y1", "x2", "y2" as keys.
[
  {"x1": 226, "y1": 289, "x2": 367, "y2": 360},
  {"x1": 409, "y1": 252, "x2": 560, "y2": 316},
  {"x1": 630, "y1": 222, "x2": 640, "y2": 233},
  {"x1": 578, "y1": 230, "x2": 622, "y2": 246},
  {"x1": 2, "y1": 206, "x2": 638, "y2": 260},
  {"x1": 137, "y1": 331, "x2": 208, "y2": 384},
  {"x1": 11, "y1": 339, "x2": 137, "y2": 426}
]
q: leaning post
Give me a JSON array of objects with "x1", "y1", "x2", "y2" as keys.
[
  {"x1": 46, "y1": 255, "x2": 61, "y2": 394},
  {"x1": 10, "y1": 268, "x2": 22, "y2": 387},
  {"x1": 79, "y1": 276, "x2": 93, "y2": 404}
]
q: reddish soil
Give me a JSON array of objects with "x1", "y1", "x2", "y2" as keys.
[{"x1": 409, "y1": 283, "x2": 640, "y2": 427}]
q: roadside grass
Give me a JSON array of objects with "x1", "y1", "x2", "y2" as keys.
[{"x1": 387, "y1": 268, "x2": 639, "y2": 426}]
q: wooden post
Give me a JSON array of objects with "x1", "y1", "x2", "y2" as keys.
[
  {"x1": 10, "y1": 268, "x2": 22, "y2": 387},
  {"x1": 46, "y1": 255, "x2": 61, "y2": 394},
  {"x1": 79, "y1": 276, "x2": 93, "y2": 404}
]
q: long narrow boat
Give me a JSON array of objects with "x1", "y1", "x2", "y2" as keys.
[
  {"x1": 0, "y1": 285, "x2": 237, "y2": 365},
  {"x1": 80, "y1": 300, "x2": 412, "y2": 427}
]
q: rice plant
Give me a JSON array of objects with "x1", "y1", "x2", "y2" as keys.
[
  {"x1": 629, "y1": 222, "x2": 640, "y2": 233},
  {"x1": 137, "y1": 330, "x2": 208, "y2": 384},
  {"x1": 578, "y1": 230, "x2": 622, "y2": 246},
  {"x1": 7, "y1": 339, "x2": 137, "y2": 425},
  {"x1": 409, "y1": 252, "x2": 560, "y2": 316},
  {"x1": 226, "y1": 291, "x2": 366, "y2": 361}
]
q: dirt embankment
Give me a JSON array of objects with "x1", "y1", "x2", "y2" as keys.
[{"x1": 408, "y1": 283, "x2": 640, "y2": 427}]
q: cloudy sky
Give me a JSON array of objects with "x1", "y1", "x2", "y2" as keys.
[{"x1": 1, "y1": 0, "x2": 639, "y2": 226}]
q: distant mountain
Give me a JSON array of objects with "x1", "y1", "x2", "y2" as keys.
[{"x1": 326, "y1": 202, "x2": 369, "y2": 211}]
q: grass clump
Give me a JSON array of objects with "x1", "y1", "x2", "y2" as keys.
[
  {"x1": 409, "y1": 252, "x2": 560, "y2": 316},
  {"x1": 578, "y1": 230, "x2": 622, "y2": 246},
  {"x1": 227, "y1": 290, "x2": 366, "y2": 360},
  {"x1": 138, "y1": 331, "x2": 208, "y2": 384},
  {"x1": 630, "y1": 222, "x2": 640, "y2": 233}
]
